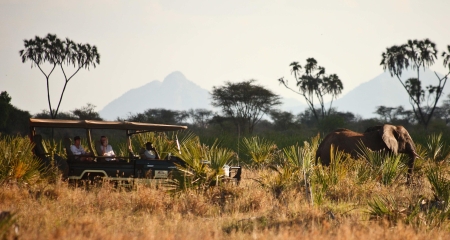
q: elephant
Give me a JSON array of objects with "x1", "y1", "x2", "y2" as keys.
[{"x1": 315, "y1": 124, "x2": 419, "y2": 183}]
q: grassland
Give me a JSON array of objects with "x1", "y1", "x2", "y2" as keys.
[{"x1": 2, "y1": 134, "x2": 450, "y2": 239}]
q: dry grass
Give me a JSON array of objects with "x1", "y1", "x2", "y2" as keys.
[{"x1": 1, "y1": 166, "x2": 450, "y2": 240}]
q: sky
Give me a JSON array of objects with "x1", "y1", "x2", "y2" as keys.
[{"x1": 1, "y1": 0, "x2": 450, "y2": 116}]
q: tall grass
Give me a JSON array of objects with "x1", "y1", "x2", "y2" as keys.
[
  {"x1": 4, "y1": 133, "x2": 450, "y2": 238},
  {"x1": 134, "y1": 131, "x2": 194, "y2": 159},
  {"x1": 241, "y1": 136, "x2": 277, "y2": 166},
  {"x1": 171, "y1": 136, "x2": 236, "y2": 190},
  {"x1": 0, "y1": 135, "x2": 42, "y2": 185}
]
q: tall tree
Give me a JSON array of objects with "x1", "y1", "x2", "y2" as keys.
[
  {"x1": 211, "y1": 80, "x2": 281, "y2": 134},
  {"x1": 278, "y1": 58, "x2": 344, "y2": 123},
  {"x1": 19, "y1": 33, "x2": 100, "y2": 119},
  {"x1": 0, "y1": 91, "x2": 12, "y2": 129},
  {"x1": 0, "y1": 91, "x2": 31, "y2": 135},
  {"x1": 380, "y1": 39, "x2": 450, "y2": 129},
  {"x1": 269, "y1": 110, "x2": 298, "y2": 131},
  {"x1": 188, "y1": 108, "x2": 214, "y2": 128},
  {"x1": 71, "y1": 103, "x2": 103, "y2": 120},
  {"x1": 120, "y1": 108, "x2": 187, "y2": 124}
]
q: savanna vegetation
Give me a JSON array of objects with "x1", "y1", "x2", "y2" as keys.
[
  {"x1": 2, "y1": 37, "x2": 450, "y2": 239},
  {"x1": 3, "y1": 131, "x2": 450, "y2": 239}
]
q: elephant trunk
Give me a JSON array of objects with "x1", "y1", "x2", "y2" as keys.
[{"x1": 406, "y1": 141, "x2": 418, "y2": 184}]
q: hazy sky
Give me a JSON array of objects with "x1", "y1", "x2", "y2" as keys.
[{"x1": 1, "y1": 0, "x2": 449, "y2": 115}]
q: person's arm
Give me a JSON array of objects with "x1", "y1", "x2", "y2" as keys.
[
  {"x1": 70, "y1": 145, "x2": 81, "y2": 155},
  {"x1": 153, "y1": 148, "x2": 160, "y2": 159},
  {"x1": 80, "y1": 146, "x2": 88, "y2": 155},
  {"x1": 108, "y1": 145, "x2": 116, "y2": 156}
]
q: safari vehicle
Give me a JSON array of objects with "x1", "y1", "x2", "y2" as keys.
[{"x1": 29, "y1": 118, "x2": 242, "y2": 184}]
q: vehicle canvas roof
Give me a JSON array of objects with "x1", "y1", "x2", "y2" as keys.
[{"x1": 29, "y1": 118, "x2": 188, "y2": 132}]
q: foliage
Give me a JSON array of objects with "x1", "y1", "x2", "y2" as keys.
[
  {"x1": 367, "y1": 195, "x2": 405, "y2": 222},
  {"x1": 0, "y1": 91, "x2": 12, "y2": 129},
  {"x1": 426, "y1": 166, "x2": 450, "y2": 211},
  {"x1": 0, "y1": 91, "x2": 32, "y2": 136},
  {"x1": 6, "y1": 133, "x2": 450, "y2": 236},
  {"x1": 34, "y1": 103, "x2": 103, "y2": 121},
  {"x1": 133, "y1": 131, "x2": 196, "y2": 160},
  {"x1": 380, "y1": 39, "x2": 450, "y2": 128},
  {"x1": 374, "y1": 105, "x2": 415, "y2": 124},
  {"x1": 268, "y1": 110, "x2": 299, "y2": 131},
  {"x1": 120, "y1": 108, "x2": 188, "y2": 124},
  {"x1": 241, "y1": 136, "x2": 277, "y2": 166},
  {"x1": 187, "y1": 108, "x2": 214, "y2": 128},
  {"x1": 254, "y1": 165, "x2": 298, "y2": 200},
  {"x1": 71, "y1": 103, "x2": 103, "y2": 120},
  {"x1": 0, "y1": 135, "x2": 42, "y2": 185},
  {"x1": 0, "y1": 211, "x2": 16, "y2": 240},
  {"x1": 425, "y1": 133, "x2": 450, "y2": 162},
  {"x1": 19, "y1": 33, "x2": 100, "y2": 119},
  {"x1": 358, "y1": 145, "x2": 406, "y2": 186},
  {"x1": 313, "y1": 145, "x2": 349, "y2": 204},
  {"x1": 170, "y1": 136, "x2": 236, "y2": 190},
  {"x1": 286, "y1": 135, "x2": 318, "y2": 204},
  {"x1": 278, "y1": 58, "x2": 344, "y2": 123},
  {"x1": 211, "y1": 80, "x2": 281, "y2": 134}
]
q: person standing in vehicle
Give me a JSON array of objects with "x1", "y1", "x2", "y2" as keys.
[
  {"x1": 97, "y1": 136, "x2": 116, "y2": 161},
  {"x1": 70, "y1": 136, "x2": 93, "y2": 161}
]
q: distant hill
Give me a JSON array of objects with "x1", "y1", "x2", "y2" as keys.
[
  {"x1": 100, "y1": 71, "x2": 211, "y2": 120},
  {"x1": 100, "y1": 69, "x2": 448, "y2": 120},
  {"x1": 332, "y1": 69, "x2": 448, "y2": 118}
]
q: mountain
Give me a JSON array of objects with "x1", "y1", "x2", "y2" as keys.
[
  {"x1": 332, "y1": 69, "x2": 448, "y2": 118},
  {"x1": 100, "y1": 69, "x2": 447, "y2": 121},
  {"x1": 100, "y1": 71, "x2": 211, "y2": 120}
]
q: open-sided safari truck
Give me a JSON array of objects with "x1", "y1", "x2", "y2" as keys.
[{"x1": 29, "y1": 118, "x2": 241, "y2": 185}]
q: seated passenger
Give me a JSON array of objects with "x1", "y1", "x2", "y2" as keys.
[
  {"x1": 141, "y1": 142, "x2": 160, "y2": 160},
  {"x1": 97, "y1": 136, "x2": 116, "y2": 162},
  {"x1": 70, "y1": 136, "x2": 93, "y2": 162}
]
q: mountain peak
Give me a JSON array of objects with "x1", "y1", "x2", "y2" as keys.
[
  {"x1": 99, "y1": 71, "x2": 212, "y2": 120},
  {"x1": 163, "y1": 71, "x2": 187, "y2": 83}
]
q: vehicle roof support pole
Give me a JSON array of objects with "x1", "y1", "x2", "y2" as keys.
[
  {"x1": 86, "y1": 128, "x2": 96, "y2": 155},
  {"x1": 126, "y1": 130, "x2": 133, "y2": 154}
]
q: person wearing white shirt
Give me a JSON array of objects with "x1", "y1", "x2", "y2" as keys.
[
  {"x1": 142, "y1": 142, "x2": 160, "y2": 160},
  {"x1": 97, "y1": 136, "x2": 116, "y2": 162},
  {"x1": 70, "y1": 136, "x2": 93, "y2": 161}
]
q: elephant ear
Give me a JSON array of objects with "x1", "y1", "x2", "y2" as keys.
[{"x1": 382, "y1": 125, "x2": 399, "y2": 154}]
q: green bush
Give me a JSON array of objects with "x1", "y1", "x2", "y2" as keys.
[
  {"x1": 242, "y1": 136, "x2": 277, "y2": 167},
  {"x1": 0, "y1": 135, "x2": 42, "y2": 184},
  {"x1": 171, "y1": 136, "x2": 236, "y2": 191}
]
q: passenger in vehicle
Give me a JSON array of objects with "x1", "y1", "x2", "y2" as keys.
[
  {"x1": 70, "y1": 136, "x2": 93, "y2": 162},
  {"x1": 97, "y1": 136, "x2": 116, "y2": 161},
  {"x1": 141, "y1": 142, "x2": 160, "y2": 160}
]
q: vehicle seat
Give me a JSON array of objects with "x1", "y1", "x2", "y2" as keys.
[
  {"x1": 33, "y1": 134, "x2": 50, "y2": 163},
  {"x1": 63, "y1": 137, "x2": 76, "y2": 162},
  {"x1": 95, "y1": 140, "x2": 103, "y2": 157},
  {"x1": 138, "y1": 147, "x2": 146, "y2": 159},
  {"x1": 34, "y1": 134, "x2": 69, "y2": 178}
]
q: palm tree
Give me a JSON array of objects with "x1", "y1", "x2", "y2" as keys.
[
  {"x1": 279, "y1": 58, "x2": 344, "y2": 123},
  {"x1": 380, "y1": 39, "x2": 450, "y2": 129}
]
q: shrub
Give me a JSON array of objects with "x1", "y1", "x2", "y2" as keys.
[
  {"x1": 0, "y1": 135, "x2": 42, "y2": 185},
  {"x1": 242, "y1": 136, "x2": 277, "y2": 167}
]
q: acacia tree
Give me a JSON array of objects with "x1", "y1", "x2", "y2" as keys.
[
  {"x1": 120, "y1": 108, "x2": 188, "y2": 124},
  {"x1": 278, "y1": 58, "x2": 344, "y2": 123},
  {"x1": 380, "y1": 39, "x2": 450, "y2": 129},
  {"x1": 211, "y1": 80, "x2": 281, "y2": 134},
  {"x1": 188, "y1": 108, "x2": 214, "y2": 128},
  {"x1": 71, "y1": 103, "x2": 103, "y2": 120},
  {"x1": 19, "y1": 33, "x2": 100, "y2": 119}
]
